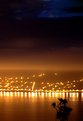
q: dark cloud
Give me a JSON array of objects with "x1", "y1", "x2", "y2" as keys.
[{"x1": 0, "y1": 0, "x2": 83, "y2": 70}]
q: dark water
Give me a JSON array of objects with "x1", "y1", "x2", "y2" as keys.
[{"x1": 0, "y1": 92, "x2": 83, "y2": 121}]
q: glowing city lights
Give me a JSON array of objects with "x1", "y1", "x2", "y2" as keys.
[{"x1": 0, "y1": 73, "x2": 82, "y2": 95}]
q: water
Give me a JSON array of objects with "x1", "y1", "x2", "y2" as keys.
[{"x1": 0, "y1": 92, "x2": 83, "y2": 121}]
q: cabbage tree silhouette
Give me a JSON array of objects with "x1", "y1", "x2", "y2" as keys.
[{"x1": 52, "y1": 98, "x2": 72, "y2": 121}]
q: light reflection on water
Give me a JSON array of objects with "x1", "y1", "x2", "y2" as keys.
[
  {"x1": 0, "y1": 92, "x2": 82, "y2": 121},
  {"x1": 0, "y1": 92, "x2": 83, "y2": 101},
  {"x1": 81, "y1": 92, "x2": 83, "y2": 101}
]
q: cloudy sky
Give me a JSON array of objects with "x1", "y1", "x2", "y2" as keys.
[
  {"x1": 0, "y1": 23, "x2": 83, "y2": 71},
  {"x1": 0, "y1": 0, "x2": 83, "y2": 70}
]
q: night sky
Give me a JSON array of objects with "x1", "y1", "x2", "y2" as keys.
[{"x1": 0, "y1": 0, "x2": 83, "y2": 71}]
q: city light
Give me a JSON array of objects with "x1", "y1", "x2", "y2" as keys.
[{"x1": 0, "y1": 74, "x2": 82, "y2": 94}]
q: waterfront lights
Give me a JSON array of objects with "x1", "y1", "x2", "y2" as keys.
[{"x1": 0, "y1": 75, "x2": 82, "y2": 93}]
